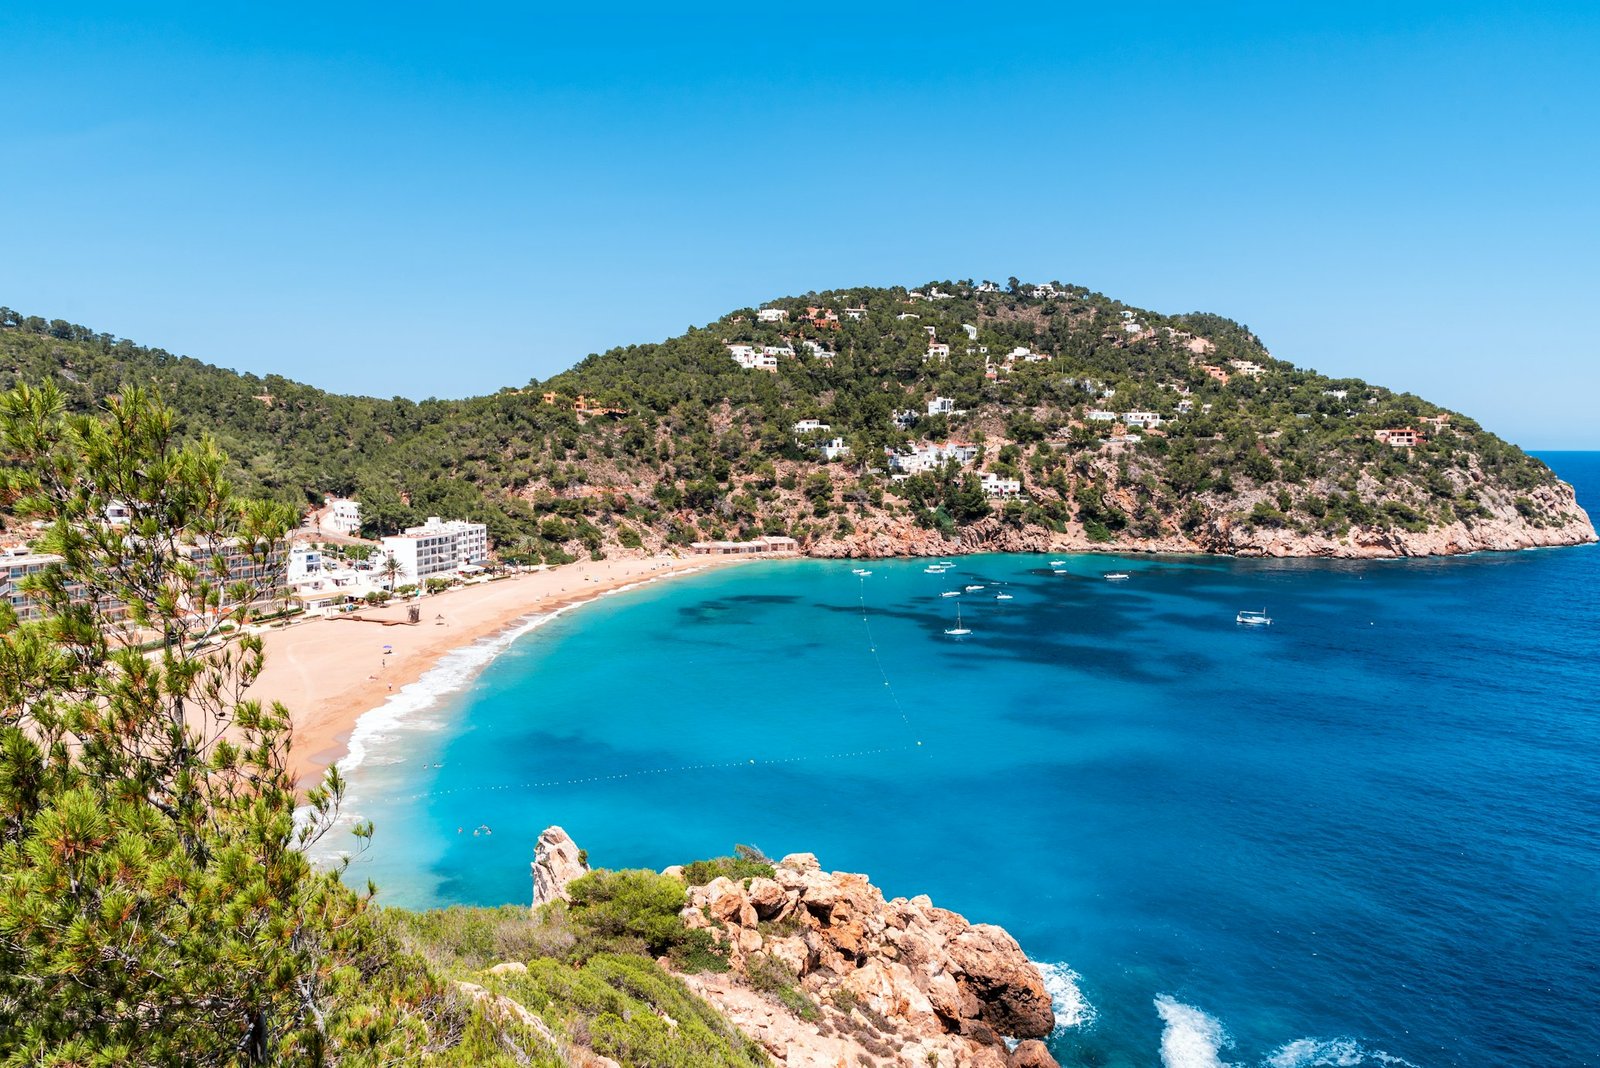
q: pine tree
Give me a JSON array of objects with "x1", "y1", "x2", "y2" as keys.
[{"x1": 0, "y1": 384, "x2": 377, "y2": 1065}]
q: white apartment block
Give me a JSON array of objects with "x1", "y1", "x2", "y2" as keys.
[{"x1": 381, "y1": 517, "x2": 490, "y2": 584}]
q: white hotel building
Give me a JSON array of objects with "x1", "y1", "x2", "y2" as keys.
[{"x1": 381, "y1": 517, "x2": 490, "y2": 584}]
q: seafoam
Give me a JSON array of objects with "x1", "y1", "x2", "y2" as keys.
[{"x1": 301, "y1": 568, "x2": 704, "y2": 860}]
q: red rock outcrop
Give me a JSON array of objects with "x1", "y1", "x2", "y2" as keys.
[{"x1": 674, "y1": 852, "x2": 1061, "y2": 1068}]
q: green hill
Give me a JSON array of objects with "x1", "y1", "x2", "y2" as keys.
[{"x1": 2, "y1": 281, "x2": 1589, "y2": 560}]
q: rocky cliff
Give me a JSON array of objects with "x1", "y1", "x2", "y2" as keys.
[
  {"x1": 809, "y1": 467, "x2": 1595, "y2": 560},
  {"x1": 533, "y1": 832, "x2": 1063, "y2": 1068}
]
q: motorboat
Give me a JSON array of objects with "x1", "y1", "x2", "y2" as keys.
[{"x1": 1236, "y1": 609, "x2": 1273, "y2": 626}]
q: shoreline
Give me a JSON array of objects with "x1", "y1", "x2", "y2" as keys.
[
  {"x1": 253, "y1": 554, "x2": 760, "y2": 790},
  {"x1": 269, "y1": 533, "x2": 1600, "y2": 791}
]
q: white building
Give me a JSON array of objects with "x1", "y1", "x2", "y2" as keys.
[
  {"x1": 1087, "y1": 409, "x2": 1118, "y2": 422},
  {"x1": 979, "y1": 473, "x2": 1022, "y2": 498},
  {"x1": 1323, "y1": 389, "x2": 1349, "y2": 400},
  {"x1": 380, "y1": 517, "x2": 489, "y2": 584},
  {"x1": 105, "y1": 499, "x2": 132, "y2": 526},
  {"x1": 889, "y1": 441, "x2": 979, "y2": 474},
  {"x1": 927, "y1": 396, "x2": 964, "y2": 416},
  {"x1": 843, "y1": 306, "x2": 868, "y2": 320},
  {"x1": 976, "y1": 281, "x2": 1000, "y2": 293},
  {"x1": 729, "y1": 346, "x2": 778, "y2": 372},
  {"x1": 963, "y1": 323, "x2": 978, "y2": 340},
  {"x1": 892, "y1": 409, "x2": 919, "y2": 429},
  {"x1": 287, "y1": 544, "x2": 323, "y2": 583},
  {"x1": 757, "y1": 307, "x2": 788, "y2": 323},
  {"x1": 1229, "y1": 360, "x2": 1265, "y2": 378},
  {"x1": 926, "y1": 342, "x2": 951, "y2": 360},
  {"x1": 802, "y1": 340, "x2": 835, "y2": 361},
  {"x1": 819, "y1": 438, "x2": 851, "y2": 461},
  {"x1": 1122, "y1": 411, "x2": 1163, "y2": 428},
  {"x1": 793, "y1": 419, "x2": 832, "y2": 434},
  {"x1": 322, "y1": 497, "x2": 362, "y2": 536}
]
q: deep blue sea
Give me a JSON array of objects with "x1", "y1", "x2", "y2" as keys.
[{"x1": 331, "y1": 453, "x2": 1600, "y2": 1068}]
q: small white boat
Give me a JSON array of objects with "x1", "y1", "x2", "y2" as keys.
[
  {"x1": 1049, "y1": 560, "x2": 1066, "y2": 566},
  {"x1": 1103, "y1": 572, "x2": 1129, "y2": 582},
  {"x1": 1236, "y1": 609, "x2": 1273, "y2": 626},
  {"x1": 964, "y1": 584, "x2": 985, "y2": 592},
  {"x1": 941, "y1": 590, "x2": 961, "y2": 598},
  {"x1": 938, "y1": 561, "x2": 955, "y2": 567},
  {"x1": 944, "y1": 604, "x2": 971, "y2": 636},
  {"x1": 923, "y1": 565, "x2": 947, "y2": 574},
  {"x1": 1052, "y1": 568, "x2": 1069, "y2": 574},
  {"x1": 851, "y1": 568, "x2": 872, "y2": 576},
  {"x1": 995, "y1": 592, "x2": 1014, "y2": 601}
]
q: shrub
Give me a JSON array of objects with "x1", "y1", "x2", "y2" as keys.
[{"x1": 566, "y1": 869, "x2": 688, "y2": 958}]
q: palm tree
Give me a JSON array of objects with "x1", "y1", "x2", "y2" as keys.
[{"x1": 382, "y1": 554, "x2": 402, "y2": 591}]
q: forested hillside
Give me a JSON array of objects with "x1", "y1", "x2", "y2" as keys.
[{"x1": 1, "y1": 281, "x2": 1588, "y2": 561}]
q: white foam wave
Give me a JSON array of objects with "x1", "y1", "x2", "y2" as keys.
[
  {"x1": 1035, "y1": 961, "x2": 1096, "y2": 1031},
  {"x1": 338, "y1": 566, "x2": 707, "y2": 777},
  {"x1": 304, "y1": 565, "x2": 712, "y2": 853},
  {"x1": 1154, "y1": 995, "x2": 1238, "y2": 1068},
  {"x1": 1266, "y1": 1038, "x2": 1418, "y2": 1068}
]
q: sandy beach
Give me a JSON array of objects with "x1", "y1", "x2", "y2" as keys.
[{"x1": 248, "y1": 553, "x2": 754, "y2": 788}]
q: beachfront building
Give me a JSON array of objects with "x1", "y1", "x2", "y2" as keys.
[
  {"x1": 287, "y1": 544, "x2": 323, "y2": 582},
  {"x1": 1, "y1": 550, "x2": 61, "y2": 623},
  {"x1": 380, "y1": 517, "x2": 490, "y2": 584},
  {"x1": 689, "y1": 535, "x2": 800, "y2": 556}
]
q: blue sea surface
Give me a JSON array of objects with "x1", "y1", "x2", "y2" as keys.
[{"x1": 334, "y1": 454, "x2": 1600, "y2": 1067}]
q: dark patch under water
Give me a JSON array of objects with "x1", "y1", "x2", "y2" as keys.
[{"x1": 335, "y1": 454, "x2": 1600, "y2": 1067}]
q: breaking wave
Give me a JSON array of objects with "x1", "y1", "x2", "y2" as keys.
[
  {"x1": 1266, "y1": 1038, "x2": 1419, "y2": 1068},
  {"x1": 1034, "y1": 961, "x2": 1096, "y2": 1031},
  {"x1": 1154, "y1": 995, "x2": 1238, "y2": 1068}
]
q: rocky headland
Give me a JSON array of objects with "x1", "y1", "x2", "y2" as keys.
[
  {"x1": 532, "y1": 828, "x2": 1063, "y2": 1068},
  {"x1": 809, "y1": 473, "x2": 1595, "y2": 560}
]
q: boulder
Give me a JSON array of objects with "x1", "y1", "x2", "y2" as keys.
[
  {"x1": 1009, "y1": 1039, "x2": 1060, "y2": 1068},
  {"x1": 746, "y1": 876, "x2": 790, "y2": 920},
  {"x1": 486, "y1": 961, "x2": 527, "y2": 976},
  {"x1": 530, "y1": 826, "x2": 589, "y2": 911}
]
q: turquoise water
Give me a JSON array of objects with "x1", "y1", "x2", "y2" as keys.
[{"x1": 335, "y1": 454, "x2": 1600, "y2": 1067}]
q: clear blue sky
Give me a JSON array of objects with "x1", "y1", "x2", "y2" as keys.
[{"x1": 3, "y1": 3, "x2": 1597, "y2": 447}]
